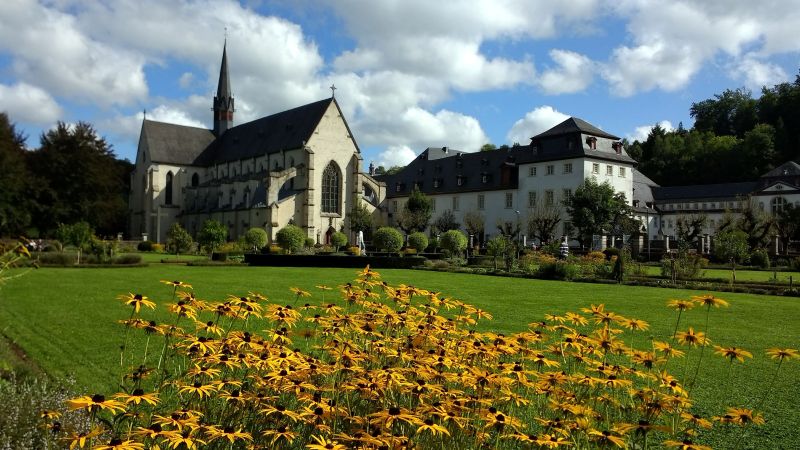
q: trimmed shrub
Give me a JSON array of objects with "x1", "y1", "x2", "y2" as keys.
[
  {"x1": 304, "y1": 237, "x2": 316, "y2": 248},
  {"x1": 35, "y1": 252, "x2": 77, "y2": 266},
  {"x1": 790, "y1": 257, "x2": 800, "y2": 271},
  {"x1": 407, "y1": 232, "x2": 429, "y2": 253},
  {"x1": 330, "y1": 231, "x2": 348, "y2": 251},
  {"x1": 113, "y1": 254, "x2": 143, "y2": 265},
  {"x1": 151, "y1": 243, "x2": 164, "y2": 253},
  {"x1": 537, "y1": 261, "x2": 582, "y2": 280},
  {"x1": 276, "y1": 224, "x2": 306, "y2": 254},
  {"x1": 440, "y1": 229, "x2": 467, "y2": 257},
  {"x1": 373, "y1": 227, "x2": 403, "y2": 252},
  {"x1": 166, "y1": 223, "x2": 193, "y2": 255},
  {"x1": 137, "y1": 240, "x2": 153, "y2": 252},
  {"x1": 197, "y1": 219, "x2": 228, "y2": 253},
  {"x1": 602, "y1": 247, "x2": 620, "y2": 260},
  {"x1": 242, "y1": 227, "x2": 268, "y2": 252},
  {"x1": 749, "y1": 248, "x2": 771, "y2": 269}
]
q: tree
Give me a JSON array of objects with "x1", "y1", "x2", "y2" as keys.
[
  {"x1": 480, "y1": 143, "x2": 497, "y2": 152},
  {"x1": 527, "y1": 203, "x2": 561, "y2": 244},
  {"x1": 440, "y1": 230, "x2": 467, "y2": 257},
  {"x1": 28, "y1": 121, "x2": 132, "y2": 236},
  {"x1": 330, "y1": 231, "x2": 348, "y2": 251},
  {"x1": 463, "y1": 211, "x2": 485, "y2": 246},
  {"x1": 563, "y1": 179, "x2": 630, "y2": 249},
  {"x1": 166, "y1": 223, "x2": 193, "y2": 256},
  {"x1": 0, "y1": 113, "x2": 33, "y2": 236},
  {"x1": 348, "y1": 199, "x2": 373, "y2": 234},
  {"x1": 197, "y1": 219, "x2": 228, "y2": 254},
  {"x1": 690, "y1": 88, "x2": 758, "y2": 138},
  {"x1": 373, "y1": 227, "x2": 403, "y2": 253},
  {"x1": 384, "y1": 166, "x2": 404, "y2": 175},
  {"x1": 496, "y1": 221, "x2": 521, "y2": 270},
  {"x1": 55, "y1": 221, "x2": 93, "y2": 264},
  {"x1": 675, "y1": 214, "x2": 707, "y2": 247},
  {"x1": 432, "y1": 209, "x2": 460, "y2": 233},
  {"x1": 397, "y1": 187, "x2": 432, "y2": 233},
  {"x1": 275, "y1": 224, "x2": 305, "y2": 254},
  {"x1": 486, "y1": 235, "x2": 511, "y2": 270},
  {"x1": 407, "y1": 232, "x2": 428, "y2": 253},
  {"x1": 774, "y1": 204, "x2": 800, "y2": 255},
  {"x1": 714, "y1": 229, "x2": 750, "y2": 282},
  {"x1": 242, "y1": 227, "x2": 268, "y2": 252},
  {"x1": 736, "y1": 197, "x2": 773, "y2": 250}
]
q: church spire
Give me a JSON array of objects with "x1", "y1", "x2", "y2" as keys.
[{"x1": 213, "y1": 40, "x2": 234, "y2": 136}]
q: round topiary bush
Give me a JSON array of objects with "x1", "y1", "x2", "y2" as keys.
[
  {"x1": 373, "y1": 227, "x2": 403, "y2": 253},
  {"x1": 440, "y1": 229, "x2": 467, "y2": 256},
  {"x1": 304, "y1": 237, "x2": 316, "y2": 248},
  {"x1": 330, "y1": 231, "x2": 348, "y2": 250},
  {"x1": 749, "y1": 248, "x2": 771, "y2": 269},
  {"x1": 137, "y1": 240, "x2": 154, "y2": 252},
  {"x1": 407, "y1": 232, "x2": 428, "y2": 253},
  {"x1": 242, "y1": 227, "x2": 268, "y2": 252},
  {"x1": 275, "y1": 224, "x2": 306, "y2": 254}
]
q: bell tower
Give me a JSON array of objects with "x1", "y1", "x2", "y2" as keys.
[{"x1": 213, "y1": 41, "x2": 234, "y2": 136}]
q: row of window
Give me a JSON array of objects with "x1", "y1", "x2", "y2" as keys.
[
  {"x1": 591, "y1": 163, "x2": 625, "y2": 177},
  {"x1": 662, "y1": 201, "x2": 740, "y2": 211},
  {"x1": 528, "y1": 163, "x2": 572, "y2": 177},
  {"x1": 422, "y1": 189, "x2": 573, "y2": 212}
]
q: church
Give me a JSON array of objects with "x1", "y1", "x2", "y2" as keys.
[{"x1": 129, "y1": 43, "x2": 386, "y2": 244}]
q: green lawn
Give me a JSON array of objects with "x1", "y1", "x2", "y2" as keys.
[
  {"x1": 643, "y1": 265, "x2": 800, "y2": 283},
  {"x1": 0, "y1": 265, "x2": 798, "y2": 449},
  {"x1": 134, "y1": 252, "x2": 209, "y2": 263}
]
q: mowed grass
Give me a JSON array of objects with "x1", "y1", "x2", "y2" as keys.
[
  {"x1": 643, "y1": 265, "x2": 800, "y2": 283},
  {"x1": 0, "y1": 265, "x2": 798, "y2": 448}
]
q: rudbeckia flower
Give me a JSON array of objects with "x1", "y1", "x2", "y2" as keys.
[
  {"x1": 66, "y1": 394, "x2": 125, "y2": 413},
  {"x1": 117, "y1": 293, "x2": 155, "y2": 313},
  {"x1": 713, "y1": 345, "x2": 753, "y2": 363}
]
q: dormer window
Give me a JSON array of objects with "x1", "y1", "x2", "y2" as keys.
[
  {"x1": 395, "y1": 182, "x2": 401, "y2": 193},
  {"x1": 586, "y1": 136, "x2": 597, "y2": 150},
  {"x1": 481, "y1": 173, "x2": 488, "y2": 184},
  {"x1": 612, "y1": 141, "x2": 623, "y2": 154},
  {"x1": 532, "y1": 145, "x2": 539, "y2": 155},
  {"x1": 433, "y1": 178, "x2": 441, "y2": 188},
  {"x1": 457, "y1": 176, "x2": 464, "y2": 186}
]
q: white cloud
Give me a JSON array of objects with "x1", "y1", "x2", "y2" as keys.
[
  {"x1": 375, "y1": 145, "x2": 418, "y2": 168},
  {"x1": 0, "y1": 82, "x2": 63, "y2": 125},
  {"x1": 178, "y1": 72, "x2": 195, "y2": 89},
  {"x1": 537, "y1": 49, "x2": 594, "y2": 94},
  {"x1": 626, "y1": 120, "x2": 674, "y2": 143},
  {"x1": 506, "y1": 106, "x2": 570, "y2": 145},
  {"x1": 731, "y1": 56, "x2": 789, "y2": 90}
]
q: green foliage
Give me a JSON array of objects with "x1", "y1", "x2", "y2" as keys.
[
  {"x1": 275, "y1": 224, "x2": 306, "y2": 254},
  {"x1": 563, "y1": 178, "x2": 630, "y2": 249},
  {"x1": 661, "y1": 248, "x2": 709, "y2": 281},
  {"x1": 197, "y1": 219, "x2": 227, "y2": 254},
  {"x1": 407, "y1": 232, "x2": 428, "y2": 252},
  {"x1": 347, "y1": 199, "x2": 373, "y2": 234},
  {"x1": 242, "y1": 227, "x2": 268, "y2": 252},
  {"x1": 373, "y1": 227, "x2": 403, "y2": 252},
  {"x1": 137, "y1": 241, "x2": 153, "y2": 251},
  {"x1": 715, "y1": 229, "x2": 751, "y2": 267},
  {"x1": 397, "y1": 187, "x2": 432, "y2": 233},
  {"x1": 537, "y1": 260, "x2": 582, "y2": 280},
  {"x1": 486, "y1": 235, "x2": 512, "y2": 270},
  {"x1": 166, "y1": 223, "x2": 193, "y2": 256},
  {"x1": 330, "y1": 231, "x2": 348, "y2": 251},
  {"x1": 55, "y1": 222, "x2": 93, "y2": 264},
  {"x1": 304, "y1": 237, "x2": 316, "y2": 248},
  {"x1": 440, "y1": 229, "x2": 467, "y2": 257},
  {"x1": 463, "y1": 211, "x2": 485, "y2": 241},
  {"x1": 0, "y1": 113, "x2": 33, "y2": 236},
  {"x1": 480, "y1": 143, "x2": 497, "y2": 152},
  {"x1": 749, "y1": 248, "x2": 771, "y2": 269},
  {"x1": 432, "y1": 209, "x2": 460, "y2": 233},
  {"x1": 774, "y1": 204, "x2": 800, "y2": 254}
]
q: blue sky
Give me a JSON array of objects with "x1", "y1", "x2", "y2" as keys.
[{"x1": 1, "y1": 0, "x2": 799, "y2": 168}]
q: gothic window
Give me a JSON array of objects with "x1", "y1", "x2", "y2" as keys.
[
  {"x1": 165, "y1": 171, "x2": 174, "y2": 205},
  {"x1": 191, "y1": 173, "x2": 199, "y2": 187},
  {"x1": 322, "y1": 161, "x2": 341, "y2": 214}
]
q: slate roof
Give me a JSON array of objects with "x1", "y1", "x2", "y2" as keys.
[
  {"x1": 141, "y1": 121, "x2": 216, "y2": 165},
  {"x1": 761, "y1": 161, "x2": 800, "y2": 178},
  {"x1": 532, "y1": 117, "x2": 620, "y2": 140},
  {"x1": 632, "y1": 169, "x2": 659, "y2": 206},
  {"x1": 652, "y1": 182, "x2": 758, "y2": 201},
  {"x1": 142, "y1": 98, "x2": 349, "y2": 166}
]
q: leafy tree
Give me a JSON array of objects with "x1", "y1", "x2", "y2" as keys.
[
  {"x1": 197, "y1": 219, "x2": 228, "y2": 254},
  {"x1": 496, "y1": 221, "x2": 522, "y2": 270},
  {"x1": 384, "y1": 166, "x2": 404, "y2": 175},
  {"x1": 0, "y1": 113, "x2": 33, "y2": 236},
  {"x1": 736, "y1": 197, "x2": 773, "y2": 250},
  {"x1": 275, "y1": 224, "x2": 305, "y2": 254},
  {"x1": 28, "y1": 121, "x2": 132, "y2": 236},
  {"x1": 166, "y1": 223, "x2": 193, "y2": 256},
  {"x1": 440, "y1": 229, "x2": 467, "y2": 257},
  {"x1": 330, "y1": 231, "x2": 348, "y2": 251},
  {"x1": 690, "y1": 88, "x2": 758, "y2": 138},
  {"x1": 714, "y1": 229, "x2": 750, "y2": 282},
  {"x1": 527, "y1": 203, "x2": 561, "y2": 244},
  {"x1": 463, "y1": 211, "x2": 485, "y2": 246},
  {"x1": 373, "y1": 227, "x2": 403, "y2": 253},
  {"x1": 563, "y1": 179, "x2": 629, "y2": 249},
  {"x1": 675, "y1": 214, "x2": 707, "y2": 246},
  {"x1": 407, "y1": 232, "x2": 428, "y2": 253},
  {"x1": 242, "y1": 227, "x2": 268, "y2": 252},
  {"x1": 55, "y1": 221, "x2": 93, "y2": 264},
  {"x1": 774, "y1": 204, "x2": 800, "y2": 255},
  {"x1": 397, "y1": 187, "x2": 432, "y2": 233},
  {"x1": 486, "y1": 235, "x2": 511, "y2": 270},
  {"x1": 432, "y1": 209, "x2": 460, "y2": 233},
  {"x1": 480, "y1": 143, "x2": 497, "y2": 152},
  {"x1": 348, "y1": 199, "x2": 373, "y2": 234}
]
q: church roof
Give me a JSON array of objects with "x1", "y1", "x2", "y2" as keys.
[
  {"x1": 141, "y1": 120, "x2": 216, "y2": 165},
  {"x1": 210, "y1": 98, "x2": 336, "y2": 164},
  {"x1": 761, "y1": 161, "x2": 800, "y2": 178},
  {"x1": 652, "y1": 181, "x2": 758, "y2": 201},
  {"x1": 533, "y1": 117, "x2": 621, "y2": 141},
  {"x1": 216, "y1": 42, "x2": 232, "y2": 101}
]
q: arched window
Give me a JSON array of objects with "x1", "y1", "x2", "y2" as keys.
[
  {"x1": 165, "y1": 171, "x2": 174, "y2": 205},
  {"x1": 771, "y1": 196, "x2": 788, "y2": 214},
  {"x1": 322, "y1": 162, "x2": 340, "y2": 214},
  {"x1": 191, "y1": 173, "x2": 199, "y2": 187}
]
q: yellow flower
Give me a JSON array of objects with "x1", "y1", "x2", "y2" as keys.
[
  {"x1": 663, "y1": 439, "x2": 712, "y2": 450},
  {"x1": 66, "y1": 394, "x2": 125, "y2": 413},
  {"x1": 117, "y1": 293, "x2": 155, "y2": 313},
  {"x1": 178, "y1": 381, "x2": 218, "y2": 398},
  {"x1": 766, "y1": 347, "x2": 799, "y2": 361},
  {"x1": 161, "y1": 279, "x2": 192, "y2": 289},
  {"x1": 205, "y1": 425, "x2": 253, "y2": 443},
  {"x1": 417, "y1": 418, "x2": 450, "y2": 436},
  {"x1": 667, "y1": 299, "x2": 695, "y2": 311},
  {"x1": 290, "y1": 287, "x2": 311, "y2": 297},
  {"x1": 61, "y1": 427, "x2": 103, "y2": 449},
  {"x1": 691, "y1": 294, "x2": 729, "y2": 308},
  {"x1": 675, "y1": 327, "x2": 709, "y2": 347},
  {"x1": 588, "y1": 429, "x2": 627, "y2": 448},
  {"x1": 306, "y1": 435, "x2": 347, "y2": 450},
  {"x1": 722, "y1": 407, "x2": 765, "y2": 426},
  {"x1": 114, "y1": 389, "x2": 159, "y2": 406},
  {"x1": 713, "y1": 345, "x2": 753, "y2": 363},
  {"x1": 92, "y1": 438, "x2": 145, "y2": 450}
]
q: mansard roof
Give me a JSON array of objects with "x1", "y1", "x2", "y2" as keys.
[
  {"x1": 652, "y1": 181, "x2": 758, "y2": 201},
  {"x1": 533, "y1": 117, "x2": 621, "y2": 141},
  {"x1": 141, "y1": 120, "x2": 216, "y2": 165},
  {"x1": 761, "y1": 161, "x2": 800, "y2": 178}
]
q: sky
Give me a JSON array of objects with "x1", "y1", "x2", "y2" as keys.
[{"x1": 1, "y1": 0, "x2": 799, "y2": 168}]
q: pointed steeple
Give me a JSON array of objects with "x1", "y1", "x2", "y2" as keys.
[{"x1": 213, "y1": 40, "x2": 234, "y2": 136}]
